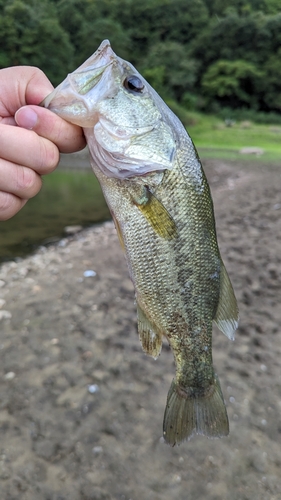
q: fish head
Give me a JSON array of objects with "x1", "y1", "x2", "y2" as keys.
[{"x1": 42, "y1": 40, "x2": 180, "y2": 179}]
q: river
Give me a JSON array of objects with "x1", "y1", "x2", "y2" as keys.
[{"x1": 0, "y1": 163, "x2": 110, "y2": 262}]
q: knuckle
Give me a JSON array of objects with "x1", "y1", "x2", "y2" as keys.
[
  {"x1": 16, "y1": 166, "x2": 37, "y2": 192},
  {"x1": 38, "y1": 139, "x2": 59, "y2": 172}
]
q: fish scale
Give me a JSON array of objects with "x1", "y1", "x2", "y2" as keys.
[{"x1": 42, "y1": 39, "x2": 238, "y2": 445}]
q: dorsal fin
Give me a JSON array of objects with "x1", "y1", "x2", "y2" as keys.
[{"x1": 214, "y1": 262, "x2": 239, "y2": 340}]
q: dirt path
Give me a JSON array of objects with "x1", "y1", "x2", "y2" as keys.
[{"x1": 0, "y1": 160, "x2": 280, "y2": 500}]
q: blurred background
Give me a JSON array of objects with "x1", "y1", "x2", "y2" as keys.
[{"x1": 0, "y1": 0, "x2": 281, "y2": 261}]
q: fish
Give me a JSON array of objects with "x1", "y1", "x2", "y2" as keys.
[{"x1": 42, "y1": 40, "x2": 238, "y2": 446}]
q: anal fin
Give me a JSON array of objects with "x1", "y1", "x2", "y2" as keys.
[
  {"x1": 137, "y1": 303, "x2": 162, "y2": 360},
  {"x1": 214, "y1": 262, "x2": 239, "y2": 340}
]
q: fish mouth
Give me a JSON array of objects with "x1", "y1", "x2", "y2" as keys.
[{"x1": 41, "y1": 40, "x2": 119, "y2": 126}]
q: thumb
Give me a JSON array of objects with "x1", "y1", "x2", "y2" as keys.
[
  {"x1": 15, "y1": 106, "x2": 38, "y2": 130},
  {"x1": 15, "y1": 105, "x2": 86, "y2": 153}
]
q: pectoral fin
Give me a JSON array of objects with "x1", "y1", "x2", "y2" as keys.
[
  {"x1": 214, "y1": 262, "x2": 239, "y2": 340},
  {"x1": 137, "y1": 303, "x2": 162, "y2": 359},
  {"x1": 130, "y1": 186, "x2": 177, "y2": 240}
]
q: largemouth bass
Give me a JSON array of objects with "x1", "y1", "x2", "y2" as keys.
[{"x1": 42, "y1": 40, "x2": 238, "y2": 445}]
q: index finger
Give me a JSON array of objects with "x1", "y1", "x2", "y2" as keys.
[
  {"x1": 0, "y1": 66, "x2": 54, "y2": 117},
  {"x1": 15, "y1": 105, "x2": 86, "y2": 153}
]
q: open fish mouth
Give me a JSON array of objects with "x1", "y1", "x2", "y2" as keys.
[{"x1": 41, "y1": 40, "x2": 119, "y2": 126}]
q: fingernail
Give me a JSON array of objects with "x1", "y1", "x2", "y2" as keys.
[{"x1": 15, "y1": 107, "x2": 38, "y2": 130}]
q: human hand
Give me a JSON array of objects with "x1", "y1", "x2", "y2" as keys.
[{"x1": 0, "y1": 66, "x2": 86, "y2": 220}]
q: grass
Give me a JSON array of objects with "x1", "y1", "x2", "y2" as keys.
[{"x1": 180, "y1": 110, "x2": 281, "y2": 163}]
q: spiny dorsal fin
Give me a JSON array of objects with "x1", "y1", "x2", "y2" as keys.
[
  {"x1": 130, "y1": 186, "x2": 177, "y2": 240},
  {"x1": 214, "y1": 262, "x2": 239, "y2": 341},
  {"x1": 137, "y1": 303, "x2": 162, "y2": 360}
]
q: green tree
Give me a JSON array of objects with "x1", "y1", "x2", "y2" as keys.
[
  {"x1": 110, "y1": 0, "x2": 209, "y2": 64},
  {"x1": 74, "y1": 18, "x2": 131, "y2": 65},
  {"x1": 141, "y1": 41, "x2": 198, "y2": 102},
  {"x1": 202, "y1": 0, "x2": 280, "y2": 15},
  {"x1": 202, "y1": 59, "x2": 264, "y2": 109},
  {"x1": 56, "y1": 0, "x2": 131, "y2": 66},
  {"x1": 261, "y1": 49, "x2": 281, "y2": 111},
  {"x1": 0, "y1": 0, "x2": 74, "y2": 85},
  {"x1": 0, "y1": 0, "x2": 280, "y2": 114},
  {"x1": 192, "y1": 11, "x2": 271, "y2": 68}
]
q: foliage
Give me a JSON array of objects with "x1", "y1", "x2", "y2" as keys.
[
  {"x1": 202, "y1": 60, "x2": 264, "y2": 109},
  {"x1": 0, "y1": 0, "x2": 74, "y2": 85},
  {"x1": 140, "y1": 42, "x2": 198, "y2": 101},
  {"x1": 203, "y1": 0, "x2": 281, "y2": 15},
  {"x1": 0, "y1": 0, "x2": 281, "y2": 114}
]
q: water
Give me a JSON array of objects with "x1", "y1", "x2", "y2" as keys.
[{"x1": 0, "y1": 168, "x2": 110, "y2": 262}]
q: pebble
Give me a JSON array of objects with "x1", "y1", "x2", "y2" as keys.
[
  {"x1": 171, "y1": 474, "x2": 181, "y2": 484},
  {"x1": 88, "y1": 384, "x2": 99, "y2": 394},
  {"x1": 50, "y1": 338, "x2": 59, "y2": 345},
  {"x1": 58, "y1": 239, "x2": 67, "y2": 247},
  {"x1": 64, "y1": 225, "x2": 83, "y2": 234},
  {"x1": 83, "y1": 270, "x2": 97, "y2": 277},
  {"x1": 92, "y1": 446, "x2": 103, "y2": 454},
  {"x1": 4, "y1": 372, "x2": 15, "y2": 380},
  {"x1": 0, "y1": 311, "x2": 12, "y2": 320}
]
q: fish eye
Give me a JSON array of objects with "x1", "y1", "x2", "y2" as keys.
[{"x1": 124, "y1": 76, "x2": 144, "y2": 93}]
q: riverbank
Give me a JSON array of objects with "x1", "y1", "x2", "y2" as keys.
[{"x1": 0, "y1": 159, "x2": 280, "y2": 499}]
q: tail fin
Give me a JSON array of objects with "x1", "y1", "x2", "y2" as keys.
[{"x1": 163, "y1": 375, "x2": 229, "y2": 446}]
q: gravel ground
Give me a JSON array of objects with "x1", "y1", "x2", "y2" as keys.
[{"x1": 0, "y1": 159, "x2": 281, "y2": 500}]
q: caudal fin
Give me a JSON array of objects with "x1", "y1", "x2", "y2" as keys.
[{"x1": 163, "y1": 375, "x2": 229, "y2": 446}]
